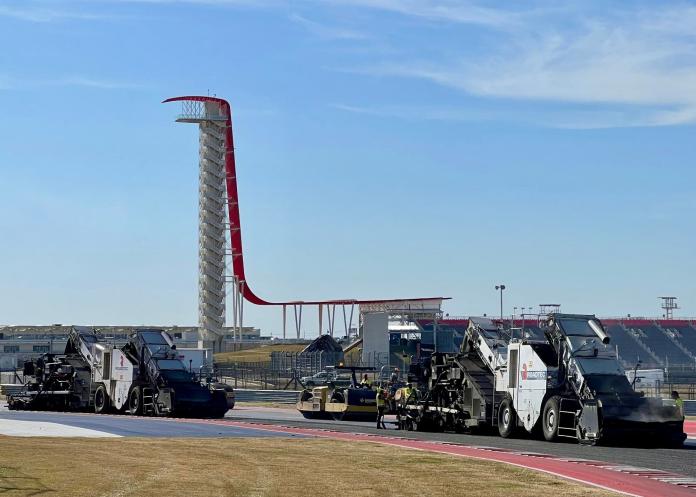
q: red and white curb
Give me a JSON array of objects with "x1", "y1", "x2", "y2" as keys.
[
  {"x1": 685, "y1": 420, "x2": 696, "y2": 439},
  {"x1": 200, "y1": 419, "x2": 696, "y2": 497}
]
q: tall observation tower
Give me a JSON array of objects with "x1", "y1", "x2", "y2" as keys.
[
  {"x1": 166, "y1": 98, "x2": 229, "y2": 350},
  {"x1": 165, "y1": 95, "x2": 446, "y2": 361}
]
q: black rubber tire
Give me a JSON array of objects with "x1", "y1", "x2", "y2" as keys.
[
  {"x1": 330, "y1": 410, "x2": 346, "y2": 421},
  {"x1": 94, "y1": 384, "x2": 108, "y2": 414},
  {"x1": 498, "y1": 397, "x2": 517, "y2": 438},
  {"x1": 435, "y1": 415, "x2": 446, "y2": 432},
  {"x1": 542, "y1": 396, "x2": 561, "y2": 442},
  {"x1": 128, "y1": 386, "x2": 142, "y2": 416}
]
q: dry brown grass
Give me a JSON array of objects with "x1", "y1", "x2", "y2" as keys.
[
  {"x1": 0, "y1": 437, "x2": 619, "y2": 497},
  {"x1": 214, "y1": 344, "x2": 307, "y2": 364}
]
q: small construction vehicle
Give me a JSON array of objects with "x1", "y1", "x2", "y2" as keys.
[
  {"x1": 297, "y1": 366, "x2": 386, "y2": 421},
  {"x1": 8, "y1": 326, "x2": 233, "y2": 418},
  {"x1": 405, "y1": 314, "x2": 686, "y2": 446}
]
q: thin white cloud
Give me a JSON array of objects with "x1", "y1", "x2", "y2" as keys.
[
  {"x1": 322, "y1": 0, "x2": 522, "y2": 28},
  {"x1": 94, "y1": 0, "x2": 279, "y2": 5},
  {"x1": 332, "y1": 102, "x2": 686, "y2": 130},
  {"x1": 289, "y1": 13, "x2": 369, "y2": 40},
  {"x1": 56, "y1": 76, "x2": 145, "y2": 90},
  {"x1": 0, "y1": 75, "x2": 145, "y2": 91},
  {"x1": 0, "y1": 5, "x2": 108, "y2": 22},
  {"x1": 332, "y1": 103, "x2": 485, "y2": 121},
  {"x1": 346, "y1": 4, "x2": 696, "y2": 127}
]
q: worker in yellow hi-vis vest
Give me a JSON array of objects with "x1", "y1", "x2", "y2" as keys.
[
  {"x1": 672, "y1": 391, "x2": 684, "y2": 417},
  {"x1": 376, "y1": 386, "x2": 387, "y2": 429}
]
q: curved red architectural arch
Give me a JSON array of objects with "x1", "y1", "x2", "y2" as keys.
[{"x1": 164, "y1": 96, "x2": 448, "y2": 306}]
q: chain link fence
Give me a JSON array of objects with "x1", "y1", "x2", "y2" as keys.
[{"x1": 214, "y1": 351, "x2": 392, "y2": 390}]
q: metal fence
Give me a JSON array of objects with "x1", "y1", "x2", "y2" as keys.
[
  {"x1": 213, "y1": 351, "x2": 392, "y2": 390},
  {"x1": 269, "y1": 351, "x2": 389, "y2": 374}
]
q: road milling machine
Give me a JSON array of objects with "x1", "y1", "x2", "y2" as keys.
[
  {"x1": 405, "y1": 314, "x2": 686, "y2": 446},
  {"x1": 8, "y1": 327, "x2": 233, "y2": 418}
]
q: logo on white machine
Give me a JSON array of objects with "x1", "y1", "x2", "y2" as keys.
[{"x1": 521, "y1": 363, "x2": 545, "y2": 380}]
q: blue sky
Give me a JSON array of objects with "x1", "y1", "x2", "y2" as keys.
[{"x1": 1, "y1": 0, "x2": 695, "y2": 335}]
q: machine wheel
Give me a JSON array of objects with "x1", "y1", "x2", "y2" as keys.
[
  {"x1": 498, "y1": 397, "x2": 517, "y2": 438},
  {"x1": 542, "y1": 396, "x2": 561, "y2": 442},
  {"x1": 330, "y1": 410, "x2": 346, "y2": 421},
  {"x1": 128, "y1": 386, "x2": 142, "y2": 415},
  {"x1": 94, "y1": 384, "x2": 109, "y2": 414}
]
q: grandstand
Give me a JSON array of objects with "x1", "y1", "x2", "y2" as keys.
[
  {"x1": 603, "y1": 319, "x2": 696, "y2": 369},
  {"x1": 602, "y1": 323, "x2": 654, "y2": 368}
]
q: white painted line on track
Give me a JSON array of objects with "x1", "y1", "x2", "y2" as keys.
[{"x1": 0, "y1": 419, "x2": 121, "y2": 437}]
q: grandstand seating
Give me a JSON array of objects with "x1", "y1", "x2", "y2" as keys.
[
  {"x1": 630, "y1": 324, "x2": 693, "y2": 366},
  {"x1": 604, "y1": 324, "x2": 656, "y2": 368},
  {"x1": 661, "y1": 323, "x2": 696, "y2": 365}
]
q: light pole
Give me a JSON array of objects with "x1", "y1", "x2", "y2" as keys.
[
  {"x1": 520, "y1": 307, "x2": 527, "y2": 338},
  {"x1": 495, "y1": 284, "x2": 506, "y2": 325}
]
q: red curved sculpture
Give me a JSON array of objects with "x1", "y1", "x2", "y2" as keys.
[{"x1": 164, "y1": 96, "x2": 447, "y2": 306}]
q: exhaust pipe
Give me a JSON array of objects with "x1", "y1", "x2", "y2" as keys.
[{"x1": 588, "y1": 319, "x2": 610, "y2": 345}]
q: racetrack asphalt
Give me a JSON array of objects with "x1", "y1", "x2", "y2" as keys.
[{"x1": 225, "y1": 406, "x2": 696, "y2": 478}]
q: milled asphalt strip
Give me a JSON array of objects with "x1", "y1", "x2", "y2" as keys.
[
  {"x1": 0, "y1": 410, "x2": 307, "y2": 438},
  {"x1": 0, "y1": 419, "x2": 121, "y2": 437}
]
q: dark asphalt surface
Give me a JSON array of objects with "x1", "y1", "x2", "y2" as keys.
[
  {"x1": 0, "y1": 410, "x2": 306, "y2": 438},
  {"x1": 226, "y1": 408, "x2": 696, "y2": 478}
]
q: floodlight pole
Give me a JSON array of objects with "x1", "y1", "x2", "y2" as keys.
[{"x1": 495, "y1": 284, "x2": 506, "y2": 325}]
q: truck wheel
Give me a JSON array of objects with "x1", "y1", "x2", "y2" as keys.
[
  {"x1": 498, "y1": 398, "x2": 517, "y2": 438},
  {"x1": 128, "y1": 386, "x2": 142, "y2": 415},
  {"x1": 542, "y1": 396, "x2": 561, "y2": 442},
  {"x1": 94, "y1": 384, "x2": 108, "y2": 414}
]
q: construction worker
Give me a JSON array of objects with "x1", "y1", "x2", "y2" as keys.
[
  {"x1": 672, "y1": 391, "x2": 684, "y2": 417},
  {"x1": 360, "y1": 373, "x2": 370, "y2": 388},
  {"x1": 395, "y1": 383, "x2": 413, "y2": 430},
  {"x1": 403, "y1": 383, "x2": 414, "y2": 404},
  {"x1": 390, "y1": 368, "x2": 399, "y2": 383},
  {"x1": 375, "y1": 385, "x2": 387, "y2": 429}
]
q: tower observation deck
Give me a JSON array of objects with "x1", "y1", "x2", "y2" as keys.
[{"x1": 164, "y1": 96, "x2": 448, "y2": 341}]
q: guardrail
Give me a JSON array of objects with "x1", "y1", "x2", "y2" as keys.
[
  {"x1": 233, "y1": 389, "x2": 300, "y2": 404},
  {"x1": 0, "y1": 384, "x2": 23, "y2": 396}
]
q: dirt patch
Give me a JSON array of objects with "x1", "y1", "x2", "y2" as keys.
[{"x1": 0, "y1": 437, "x2": 620, "y2": 497}]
